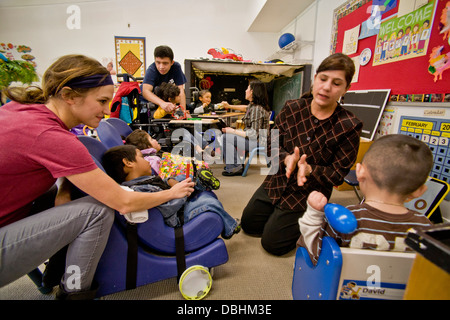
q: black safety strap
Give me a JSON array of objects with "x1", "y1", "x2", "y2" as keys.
[
  {"x1": 126, "y1": 212, "x2": 186, "y2": 287},
  {"x1": 125, "y1": 222, "x2": 138, "y2": 290},
  {"x1": 175, "y1": 200, "x2": 187, "y2": 282}
]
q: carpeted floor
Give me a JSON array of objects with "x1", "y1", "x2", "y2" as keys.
[{"x1": 0, "y1": 160, "x2": 359, "y2": 300}]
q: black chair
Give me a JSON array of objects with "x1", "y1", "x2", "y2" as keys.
[{"x1": 343, "y1": 170, "x2": 363, "y2": 202}]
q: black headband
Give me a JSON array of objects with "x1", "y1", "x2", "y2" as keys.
[{"x1": 65, "y1": 74, "x2": 114, "y2": 89}]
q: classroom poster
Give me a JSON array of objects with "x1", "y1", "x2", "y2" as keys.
[
  {"x1": 359, "y1": 0, "x2": 398, "y2": 40},
  {"x1": 373, "y1": 1, "x2": 437, "y2": 66},
  {"x1": 114, "y1": 36, "x2": 146, "y2": 79},
  {"x1": 343, "y1": 24, "x2": 361, "y2": 54}
]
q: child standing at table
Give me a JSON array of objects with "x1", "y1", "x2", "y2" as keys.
[{"x1": 297, "y1": 134, "x2": 434, "y2": 265}]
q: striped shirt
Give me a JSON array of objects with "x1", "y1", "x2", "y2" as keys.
[
  {"x1": 264, "y1": 97, "x2": 362, "y2": 211},
  {"x1": 297, "y1": 202, "x2": 432, "y2": 264},
  {"x1": 241, "y1": 104, "x2": 271, "y2": 141}
]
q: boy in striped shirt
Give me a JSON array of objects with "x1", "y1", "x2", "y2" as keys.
[{"x1": 297, "y1": 134, "x2": 434, "y2": 265}]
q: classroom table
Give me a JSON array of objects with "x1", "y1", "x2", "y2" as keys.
[
  {"x1": 169, "y1": 118, "x2": 220, "y2": 138},
  {"x1": 169, "y1": 119, "x2": 218, "y2": 125},
  {"x1": 198, "y1": 112, "x2": 245, "y2": 127}
]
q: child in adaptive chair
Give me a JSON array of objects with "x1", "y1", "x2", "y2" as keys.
[
  {"x1": 297, "y1": 134, "x2": 434, "y2": 265},
  {"x1": 153, "y1": 82, "x2": 189, "y2": 120},
  {"x1": 102, "y1": 144, "x2": 241, "y2": 239},
  {"x1": 125, "y1": 129, "x2": 220, "y2": 190}
]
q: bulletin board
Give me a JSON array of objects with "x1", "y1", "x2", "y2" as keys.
[{"x1": 331, "y1": 0, "x2": 450, "y2": 98}]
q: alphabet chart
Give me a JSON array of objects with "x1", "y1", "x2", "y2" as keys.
[{"x1": 398, "y1": 116, "x2": 450, "y2": 184}]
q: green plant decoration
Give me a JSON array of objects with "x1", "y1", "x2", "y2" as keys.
[{"x1": 0, "y1": 59, "x2": 38, "y2": 91}]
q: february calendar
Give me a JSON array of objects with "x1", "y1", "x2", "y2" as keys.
[{"x1": 398, "y1": 116, "x2": 450, "y2": 184}]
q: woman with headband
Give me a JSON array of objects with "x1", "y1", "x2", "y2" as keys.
[{"x1": 0, "y1": 54, "x2": 194, "y2": 299}]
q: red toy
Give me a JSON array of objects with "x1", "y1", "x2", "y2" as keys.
[{"x1": 207, "y1": 48, "x2": 243, "y2": 61}]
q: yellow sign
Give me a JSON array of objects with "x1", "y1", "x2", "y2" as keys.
[
  {"x1": 401, "y1": 119, "x2": 434, "y2": 131},
  {"x1": 440, "y1": 122, "x2": 450, "y2": 132}
]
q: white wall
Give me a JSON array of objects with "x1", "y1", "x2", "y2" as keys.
[
  {"x1": 0, "y1": 0, "x2": 279, "y2": 78},
  {"x1": 279, "y1": 0, "x2": 347, "y2": 73},
  {"x1": 0, "y1": 0, "x2": 349, "y2": 79}
]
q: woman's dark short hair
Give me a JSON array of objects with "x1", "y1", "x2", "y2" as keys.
[{"x1": 316, "y1": 53, "x2": 355, "y2": 88}]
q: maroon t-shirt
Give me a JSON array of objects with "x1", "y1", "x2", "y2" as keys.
[{"x1": 0, "y1": 102, "x2": 97, "y2": 227}]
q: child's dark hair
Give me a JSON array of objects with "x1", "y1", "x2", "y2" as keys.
[
  {"x1": 154, "y1": 82, "x2": 180, "y2": 102},
  {"x1": 102, "y1": 145, "x2": 138, "y2": 183},
  {"x1": 362, "y1": 134, "x2": 433, "y2": 196},
  {"x1": 126, "y1": 129, "x2": 151, "y2": 150},
  {"x1": 154, "y1": 45, "x2": 174, "y2": 61}
]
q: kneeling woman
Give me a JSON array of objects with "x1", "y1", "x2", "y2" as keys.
[
  {"x1": 0, "y1": 55, "x2": 194, "y2": 299},
  {"x1": 241, "y1": 53, "x2": 362, "y2": 256},
  {"x1": 220, "y1": 80, "x2": 271, "y2": 176}
]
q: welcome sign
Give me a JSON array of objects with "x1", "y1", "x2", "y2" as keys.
[{"x1": 373, "y1": 1, "x2": 437, "y2": 66}]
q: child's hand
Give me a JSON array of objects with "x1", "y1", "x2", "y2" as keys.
[
  {"x1": 170, "y1": 177, "x2": 195, "y2": 198},
  {"x1": 307, "y1": 191, "x2": 328, "y2": 212},
  {"x1": 221, "y1": 101, "x2": 230, "y2": 109},
  {"x1": 161, "y1": 102, "x2": 177, "y2": 112}
]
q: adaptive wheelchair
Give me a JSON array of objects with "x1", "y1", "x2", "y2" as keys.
[
  {"x1": 85, "y1": 121, "x2": 229, "y2": 298},
  {"x1": 28, "y1": 118, "x2": 229, "y2": 299}
]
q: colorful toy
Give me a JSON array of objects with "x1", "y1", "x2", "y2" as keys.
[
  {"x1": 324, "y1": 203, "x2": 357, "y2": 234},
  {"x1": 172, "y1": 106, "x2": 188, "y2": 120},
  {"x1": 207, "y1": 48, "x2": 243, "y2": 61},
  {"x1": 0, "y1": 53, "x2": 8, "y2": 62},
  {"x1": 428, "y1": 45, "x2": 450, "y2": 82}
]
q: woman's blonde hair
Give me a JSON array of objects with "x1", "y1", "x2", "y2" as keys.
[{"x1": 5, "y1": 54, "x2": 110, "y2": 104}]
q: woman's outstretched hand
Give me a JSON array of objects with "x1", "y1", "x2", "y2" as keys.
[{"x1": 285, "y1": 147, "x2": 312, "y2": 186}]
